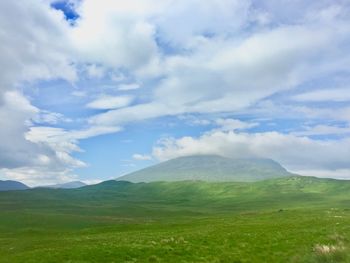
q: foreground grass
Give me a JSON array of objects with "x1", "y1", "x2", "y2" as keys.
[{"x1": 1, "y1": 176, "x2": 350, "y2": 262}]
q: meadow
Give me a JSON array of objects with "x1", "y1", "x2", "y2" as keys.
[{"x1": 1, "y1": 176, "x2": 350, "y2": 262}]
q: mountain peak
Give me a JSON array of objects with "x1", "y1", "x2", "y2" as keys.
[{"x1": 117, "y1": 155, "x2": 293, "y2": 183}]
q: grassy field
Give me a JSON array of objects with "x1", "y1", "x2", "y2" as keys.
[{"x1": 1, "y1": 176, "x2": 350, "y2": 262}]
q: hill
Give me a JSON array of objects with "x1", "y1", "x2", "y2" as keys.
[
  {"x1": 39, "y1": 181, "x2": 86, "y2": 189},
  {"x1": 75, "y1": 176, "x2": 350, "y2": 210},
  {"x1": 1, "y1": 176, "x2": 350, "y2": 215},
  {"x1": 0, "y1": 180, "x2": 29, "y2": 191},
  {"x1": 1, "y1": 176, "x2": 350, "y2": 262},
  {"x1": 117, "y1": 155, "x2": 294, "y2": 182}
]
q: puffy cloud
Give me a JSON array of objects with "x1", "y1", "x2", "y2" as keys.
[
  {"x1": 0, "y1": 91, "x2": 39, "y2": 168},
  {"x1": 70, "y1": 0, "x2": 251, "y2": 70},
  {"x1": 11, "y1": 125, "x2": 122, "y2": 185},
  {"x1": 0, "y1": 0, "x2": 76, "y2": 96},
  {"x1": 89, "y1": 6, "x2": 350, "y2": 127},
  {"x1": 0, "y1": 90, "x2": 121, "y2": 185},
  {"x1": 26, "y1": 125, "x2": 122, "y2": 153},
  {"x1": 153, "y1": 21, "x2": 349, "y2": 111},
  {"x1": 0, "y1": 0, "x2": 80, "y2": 184},
  {"x1": 70, "y1": 0, "x2": 160, "y2": 69},
  {"x1": 0, "y1": 92, "x2": 84, "y2": 185},
  {"x1": 152, "y1": 130, "x2": 350, "y2": 178}
]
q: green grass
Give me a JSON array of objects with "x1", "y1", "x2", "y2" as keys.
[{"x1": 1, "y1": 176, "x2": 350, "y2": 262}]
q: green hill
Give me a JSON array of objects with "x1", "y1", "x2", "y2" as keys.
[
  {"x1": 1, "y1": 176, "x2": 350, "y2": 262},
  {"x1": 118, "y1": 155, "x2": 294, "y2": 182}
]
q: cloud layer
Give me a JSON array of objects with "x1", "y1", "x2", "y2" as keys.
[
  {"x1": 0, "y1": 0, "x2": 349, "y2": 184},
  {"x1": 153, "y1": 127, "x2": 350, "y2": 179}
]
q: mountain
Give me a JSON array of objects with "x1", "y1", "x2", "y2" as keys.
[
  {"x1": 0, "y1": 180, "x2": 29, "y2": 191},
  {"x1": 40, "y1": 181, "x2": 86, "y2": 189},
  {"x1": 117, "y1": 155, "x2": 294, "y2": 183}
]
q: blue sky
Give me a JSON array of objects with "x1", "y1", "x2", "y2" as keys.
[{"x1": 0, "y1": 0, "x2": 350, "y2": 185}]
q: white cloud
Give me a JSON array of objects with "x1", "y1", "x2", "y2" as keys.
[
  {"x1": 0, "y1": 92, "x2": 86, "y2": 185},
  {"x1": 290, "y1": 106, "x2": 350, "y2": 123},
  {"x1": 86, "y1": 95, "x2": 134, "y2": 110},
  {"x1": 89, "y1": 102, "x2": 175, "y2": 126},
  {"x1": 89, "y1": 10, "x2": 350, "y2": 127},
  {"x1": 70, "y1": 0, "x2": 160, "y2": 69},
  {"x1": 292, "y1": 88, "x2": 350, "y2": 102},
  {"x1": 155, "y1": 23, "x2": 348, "y2": 110},
  {"x1": 9, "y1": 124, "x2": 122, "y2": 185},
  {"x1": 292, "y1": 124, "x2": 350, "y2": 136},
  {"x1": 1, "y1": 167, "x2": 79, "y2": 187},
  {"x1": 155, "y1": 0, "x2": 251, "y2": 47},
  {"x1": 70, "y1": 0, "x2": 250, "y2": 70},
  {"x1": 132, "y1": 154, "x2": 152, "y2": 161},
  {"x1": 0, "y1": 89, "x2": 122, "y2": 185},
  {"x1": 0, "y1": 91, "x2": 39, "y2": 168},
  {"x1": 177, "y1": 117, "x2": 257, "y2": 130},
  {"x1": 215, "y1": 118, "x2": 258, "y2": 131},
  {"x1": 26, "y1": 125, "x2": 122, "y2": 148},
  {"x1": 0, "y1": 1, "x2": 76, "y2": 95},
  {"x1": 33, "y1": 110, "x2": 72, "y2": 125},
  {"x1": 234, "y1": 100, "x2": 350, "y2": 125},
  {"x1": 152, "y1": 130, "x2": 350, "y2": 178},
  {"x1": 177, "y1": 115, "x2": 212, "y2": 126},
  {"x1": 72, "y1": 126, "x2": 123, "y2": 139},
  {"x1": 86, "y1": 64, "x2": 106, "y2": 79},
  {"x1": 118, "y1": 83, "x2": 141, "y2": 91},
  {"x1": 0, "y1": 0, "x2": 82, "y2": 184}
]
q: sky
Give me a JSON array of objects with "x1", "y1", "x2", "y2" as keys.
[{"x1": 0, "y1": 0, "x2": 350, "y2": 186}]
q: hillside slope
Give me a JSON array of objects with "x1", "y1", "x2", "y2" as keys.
[
  {"x1": 0, "y1": 180, "x2": 29, "y2": 192},
  {"x1": 1, "y1": 177, "x2": 350, "y2": 262},
  {"x1": 118, "y1": 155, "x2": 294, "y2": 182},
  {"x1": 1, "y1": 176, "x2": 347, "y2": 212},
  {"x1": 88, "y1": 176, "x2": 350, "y2": 209}
]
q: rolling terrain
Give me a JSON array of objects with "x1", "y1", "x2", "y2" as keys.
[
  {"x1": 1, "y1": 176, "x2": 350, "y2": 262},
  {"x1": 118, "y1": 155, "x2": 294, "y2": 182}
]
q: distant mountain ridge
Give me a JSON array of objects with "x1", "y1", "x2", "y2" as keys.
[
  {"x1": 118, "y1": 155, "x2": 294, "y2": 183},
  {"x1": 39, "y1": 181, "x2": 86, "y2": 189},
  {"x1": 0, "y1": 180, "x2": 29, "y2": 191}
]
